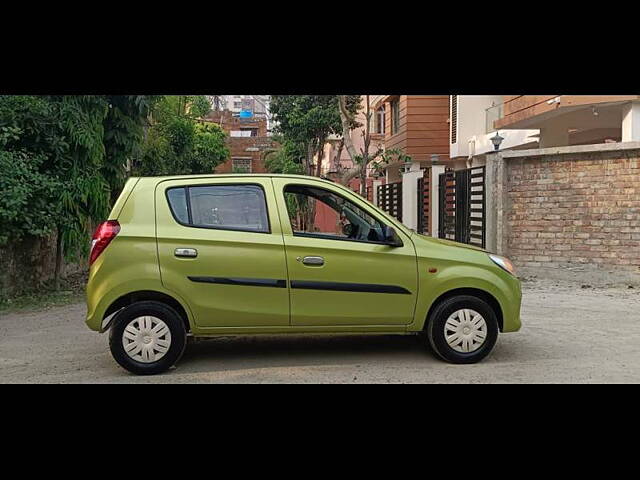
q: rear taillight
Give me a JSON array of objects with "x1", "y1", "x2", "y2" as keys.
[{"x1": 89, "y1": 220, "x2": 120, "y2": 266}]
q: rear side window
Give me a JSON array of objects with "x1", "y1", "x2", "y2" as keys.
[
  {"x1": 166, "y1": 184, "x2": 269, "y2": 233},
  {"x1": 166, "y1": 188, "x2": 189, "y2": 224}
]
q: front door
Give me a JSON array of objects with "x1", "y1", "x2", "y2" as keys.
[
  {"x1": 156, "y1": 177, "x2": 289, "y2": 329},
  {"x1": 272, "y1": 178, "x2": 418, "y2": 327}
]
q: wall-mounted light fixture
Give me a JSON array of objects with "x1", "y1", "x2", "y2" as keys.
[
  {"x1": 491, "y1": 131, "x2": 504, "y2": 151},
  {"x1": 400, "y1": 161, "x2": 413, "y2": 174}
]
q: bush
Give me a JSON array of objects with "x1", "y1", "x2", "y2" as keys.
[{"x1": 0, "y1": 149, "x2": 60, "y2": 246}]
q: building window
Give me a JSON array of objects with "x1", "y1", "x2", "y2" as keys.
[
  {"x1": 241, "y1": 127, "x2": 258, "y2": 137},
  {"x1": 374, "y1": 107, "x2": 385, "y2": 135},
  {"x1": 232, "y1": 158, "x2": 252, "y2": 173},
  {"x1": 230, "y1": 129, "x2": 258, "y2": 137},
  {"x1": 391, "y1": 99, "x2": 400, "y2": 135}
]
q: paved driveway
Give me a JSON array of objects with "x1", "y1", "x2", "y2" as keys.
[{"x1": 1, "y1": 280, "x2": 639, "y2": 383}]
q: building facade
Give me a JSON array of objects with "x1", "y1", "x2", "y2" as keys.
[
  {"x1": 369, "y1": 95, "x2": 450, "y2": 182},
  {"x1": 494, "y1": 95, "x2": 640, "y2": 147},
  {"x1": 449, "y1": 95, "x2": 539, "y2": 169},
  {"x1": 203, "y1": 110, "x2": 277, "y2": 174},
  {"x1": 218, "y1": 95, "x2": 271, "y2": 132}
]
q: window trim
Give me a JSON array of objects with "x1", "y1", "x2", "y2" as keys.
[
  {"x1": 282, "y1": 183, "x2": 401, "y2": 247},
  {"x1": 165, "y1": 183, "x2": 272, "y2": 234}
]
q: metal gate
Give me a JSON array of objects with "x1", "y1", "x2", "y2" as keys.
[
  {"x1": 416, "y1": 168, "x2": 431, "y2": 235},
  {"x1": 377, "y1": 181, "x2": 402, "y2": 221},
  {"x1": 438, "y1": 166, "x2": 486, "y2": 248}
]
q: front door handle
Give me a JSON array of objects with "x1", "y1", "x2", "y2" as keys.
[
  {"x1": 299, "y1": 256, "x2": 324, "y2": 266},
  {"x1": 175, "y1": 248, "x2": 198, "y2": 258}
]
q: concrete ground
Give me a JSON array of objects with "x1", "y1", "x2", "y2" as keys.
[{"x1": 1, "y1": 274, "x2": 639, "y2": 383}]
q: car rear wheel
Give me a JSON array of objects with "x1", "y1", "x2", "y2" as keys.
[
  {"x1": 109, "y1": 301, "x2": 187, "y2": 375},
  {"x1": 426, "y1": 295, "x2": 498, "y2": 364}
]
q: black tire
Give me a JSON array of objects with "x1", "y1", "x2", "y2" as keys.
[
  {"x1": 426, "y1": 295, "x2": 499, "y2": 364},
  {"x1": 109, "y1": 301, "x2": 187, "y2": 375}
]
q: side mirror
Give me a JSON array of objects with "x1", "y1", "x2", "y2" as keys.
[
  {"x1": 382, "y1": 226, "x2": 403, "y2": 247},
  {"x1": 342, "y1": 223, "x2": 356, "y2": 237}
]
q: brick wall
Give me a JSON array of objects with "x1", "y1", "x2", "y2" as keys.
[
  {"x1": 202, "y1": 111, "x2": 277, "y2": 174},
  {"x1": 506, "y1": 150, "x2": 640, "y2": 271},
  {"x1": 214, "y1": 136, "x2": 276, "y2": 174}
]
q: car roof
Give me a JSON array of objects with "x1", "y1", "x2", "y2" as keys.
[{"x1": 136, "y1": 173, "x2": 340, "y2": 187}]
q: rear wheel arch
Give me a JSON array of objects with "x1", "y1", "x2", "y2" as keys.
[
  {"x1": 102, "y1": 290, "x2": 192, "y2": 333},
  {"x1": 424, "y1": 287, "x2": 504, "y2": 332}
]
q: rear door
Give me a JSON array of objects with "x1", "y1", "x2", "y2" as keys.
[{"x1": 155, "y1": 177, "x2": 290, "y2": 329}]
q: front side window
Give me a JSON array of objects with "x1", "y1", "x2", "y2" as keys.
[
  {"x1": 283, "y1": 185, "x2": 386, "y2": 243},
  {"x1": 167, "y1": 184, "x2": 269, "y2": 233}
]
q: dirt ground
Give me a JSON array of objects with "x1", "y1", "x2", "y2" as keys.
[{"x1": 1, "y1": 273, "x2": 639, "y2": 383}]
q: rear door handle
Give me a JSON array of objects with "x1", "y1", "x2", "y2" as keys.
[
  {"x1": 299, "y1": 256, "x2": 324, "y2": 266},
  {"x1": 175, "y1": 248, "x2": 198, "y2": 258}
]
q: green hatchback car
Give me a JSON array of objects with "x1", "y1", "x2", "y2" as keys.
[{"x1": 86, "y1": 174, "x2": 521, "y2": 375}]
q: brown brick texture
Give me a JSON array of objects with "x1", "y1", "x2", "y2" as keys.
[{"x1": 506, "y1": 150, "x2": 640, "y2": 271}]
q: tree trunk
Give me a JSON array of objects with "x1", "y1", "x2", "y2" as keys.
[
  {"x1": 335, "y1": 140, "x2": 344, "y2": 172},
  {"x1": 360, "y1": 95, "x2": 372, "y2": 196},
  {"x1": 315, "y1": 142, "x2": 324, "y2": 178},
  {"x1": 338, "y1": 96, "x2": 359, "y2": 161},
  {"x1": 305, "y1": 142, "x2": 314, "y2": 176},
  {"x1": 54, "y1": 230, "x2": 64, "y2": 291}
]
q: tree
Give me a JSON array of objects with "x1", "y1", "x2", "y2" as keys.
[
  {"x1": 132, "y1": 96, "x2": 229, "y2": 176},
  {"x1": 264, "y1": 137, "x2": 304, "y2": 175},
  {"x1": 337, "y1": 95, "x2": 381, "y2": 195},
  {"x1": 102, "y1": 96, "x2": 160, "y2": 203},
  {"x1": 0, "y1": 94, "x2": 161, "y2": 289},
  {"x1": 270, "y1": 95, "x2": 360, "y2": 177},
  {"x1": 337, "y1": 96, "x2": 414, "y2": 196},
  {"x1": 189, "y1": 96, "x2": 212, "y2": 118}
]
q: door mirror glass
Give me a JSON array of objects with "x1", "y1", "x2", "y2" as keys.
[{"x1": 383, "y1": 226, "x2": 403, "y2": 247}]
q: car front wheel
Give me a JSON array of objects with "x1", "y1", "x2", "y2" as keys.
[
  {"x1": 426, "y1": 295, "x2": 499, "y2": 364},
  {"x1": 109, "y1": 301, "x2": 187, "y2": 375}
]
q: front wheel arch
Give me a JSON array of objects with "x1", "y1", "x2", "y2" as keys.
[{"x1": 424, "y1": 288, "x2": 504, "y2": 332}]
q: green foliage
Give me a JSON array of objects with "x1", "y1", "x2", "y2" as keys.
[
  {"x1": 269, "y1": 95, "x2": 360, "y2": 175},
  {"x1": 264, "y1": 137, "x2": 304, "y2": 175},
  {"x1": 368, "y1": 148, "x2": 413, "y2": 177},
  {"x1": 0, "y1": 95, "x2": 158, "y2": 261},
  {"x1": 154, "y1": 95, "x2": 211, "y2": 119},
  {"x1": 0, "y1": 149, "x2": 60, "y2": 245},
  {"x1": 192, "y1": 122, "x2": 228, "y2": 171},
  {"x1": 102, "y1": 95, "x2": 160, "y2": 201},
  {"x1": 189, "y1": 96, "x2": 212, "y2": 118},
  {"x1": 132, "y1": 96, "x2": 229, "y2": 176}
]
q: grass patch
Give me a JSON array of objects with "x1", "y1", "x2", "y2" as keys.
[{"x1": 0, "y1": 272, "x2": 86, "y2": 313}]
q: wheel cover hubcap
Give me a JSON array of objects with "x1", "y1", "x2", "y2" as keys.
[
  {"x1": 122, "y1": 316, "x2": 172, "y2": 363},
  {"x1": 444, "y1": 309, "x2": 487, "y2": 353}
]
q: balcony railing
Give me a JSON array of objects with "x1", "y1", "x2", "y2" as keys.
[{"x1": 485, "y1": 103, "x2": 504, "y2": 134}]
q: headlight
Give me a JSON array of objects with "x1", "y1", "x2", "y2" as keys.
[{"x1": 488, "y1": 254, "x2": 516, "y2": 276}]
